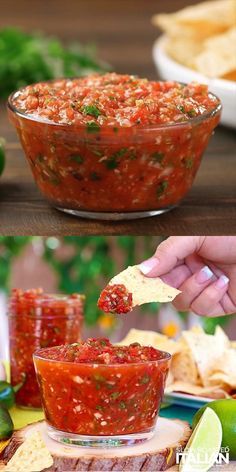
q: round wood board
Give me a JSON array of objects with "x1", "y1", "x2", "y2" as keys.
[{"x1": 0, "y1": 417, "x2": 191, "y2": 471}]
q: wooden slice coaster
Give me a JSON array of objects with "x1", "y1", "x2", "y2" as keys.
[{"x1": 0, "y1": 417, "x2": 191, "y2": 471}]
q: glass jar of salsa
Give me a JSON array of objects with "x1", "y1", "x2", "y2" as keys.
[
  {"x1": 33, "y1": 338, "x2": 171, "y2": 447},
  {"x1": 9, "y1": 288, "x2": 84, "y2": 409},
  {"x1": 8, "y1": 74, "x2": 221, "y2": 220}
]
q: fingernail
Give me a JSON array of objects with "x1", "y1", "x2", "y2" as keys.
[
  {"x1": 139, "y1": 257, "x2": 159, "y2": 275},
  {"x1": 195, "y1": 266, "x2": 214, "y2": 283},
  {"x1": 216, "y1": 275, "x2": 229, "y2": 289}
]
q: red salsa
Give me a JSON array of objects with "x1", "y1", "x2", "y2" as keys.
[
  {"x1": 8, "y1": 73, "x2": 221, "y2": 215},
  {"x1": 98, "y1": 284, "x2": 132, "y2": 314},
  {"x1": 9, "y1": 288, "x2": 84, "y2": 408},
  {"x1": 34, "y1": 338, "x2": 171, "y2": 436}
]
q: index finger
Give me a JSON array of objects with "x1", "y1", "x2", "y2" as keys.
[{"x1": 139, "y1": 236, "x2": 204, "y2": 277}]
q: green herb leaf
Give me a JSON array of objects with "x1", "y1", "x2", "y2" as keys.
[
  {"x1": 86, "y1": 121, "x2": 100, "y2": 133},
  {"x1": 71, "y1": 171, "x2": 83, "y2": 181},
  {"x1": 183, "y1": 157, "x2": 193, "y2": 169},
  {"x1": 106, "y1": 157, "x2": 118, "y2": 169},
  {"x1": 35, "y1": 154, "x2": 44, "y2": 164},
  {"x1": 140, "y1": 374, "x2": 150, "y2": 384},
  {"x1": 151, "y1": 151, "x2": 164, "y2": 163},
  {"x1": 110, "y1": 392, "x2": 120, "y2": 400},
  {"x1": 50, "y1": 177, "x2": 60, "y2": 186},
  {"x1": 94, "y1": 374, "x2": 106, "y2": 382},
  {"x1": 82, "y1": 105, "x2": 102, "y2": 118},
  {"x1": 90, "y1": 171, "x2": 101, "y2": 181},
  {"x1": 105, "y1": 148, "x2": 128, "y2": 170},
  {"x1": 177, "y1": 105, "x2": 185, "y2": 113},
  {"x1": 0, "y1": 28, "x2": 109, "y2": 99},
  {"x1": 115, "y1": 148, "x2": 128, "y2": 158},
  {"x1": 187, "y1": 109, "x2": 196, "y2": 118},
  {"x1": 157, "y1": 180, "x2": 168, "y2": 198},
  {"x1": 119, "y1": 401, "x2": 126, "y2": 409},
  {"x1": 53, "y1": 326, "x2": 61, "y2": 334},
  {"x1": 70, "y1": 155, "x2": 84, "y2": 164},
  {"x1": 177, "y1": 105, "x2": 196, "y2": 118}
]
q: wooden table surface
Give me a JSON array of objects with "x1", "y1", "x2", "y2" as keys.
[{"x1": 0, "y1": 0, "x2": 235, "y2": 236}]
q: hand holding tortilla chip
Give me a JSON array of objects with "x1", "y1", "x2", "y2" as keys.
[
  {"x1": 139, "y1": 236, "x2": 236, "y2": 317},
  {"x1": 98, "y1": 265, "x2": 180, "y2": 314}
]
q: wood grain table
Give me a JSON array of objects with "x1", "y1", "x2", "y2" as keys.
[{"x1": 0, "y1": 0, "x2": 235, "y2": 236}]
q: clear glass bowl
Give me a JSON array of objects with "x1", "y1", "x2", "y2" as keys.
[
  {"x1": 9, "y1": 292, "x2": 84, "y2": 409},
  {"x1": 8, "y1": 87, "x2": 221, "y2": 220},
  {"x1": 33, "y1": 347, "x2": 171, "y2": 447}
]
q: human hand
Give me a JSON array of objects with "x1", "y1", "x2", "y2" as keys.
[{"x1": 139, "y1": 236, "x2": 236, "y2": 317}]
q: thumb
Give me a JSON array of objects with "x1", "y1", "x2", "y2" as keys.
[{"x1": 139, "y1": 236, "x2": 204, "y2": 277}]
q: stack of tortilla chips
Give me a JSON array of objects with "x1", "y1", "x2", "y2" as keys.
[
  {"x1": 120, "y1": 326, "x2": 236, "y2": 399},
  {"x1": 153, "y1": 0, "x2": 236, "y2": 81}
]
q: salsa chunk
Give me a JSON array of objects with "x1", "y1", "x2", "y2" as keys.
[{"x1": 98, "y1": 284, "x2": 133, "y2": 314}]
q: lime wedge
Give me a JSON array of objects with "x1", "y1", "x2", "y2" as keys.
[{"x1": 179, "y1": 407, "x2": 222, "y2": 472}]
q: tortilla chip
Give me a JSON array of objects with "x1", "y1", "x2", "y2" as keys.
[
  {"x1": 231, "y1": 340, "x2": 236, "y2": 349},
  {"x1": 4, "y1": 431, "x2": 53, "y2": 472},
  {"x1": 171, "y1": 347, "x2": 200, "y2": 385},
  {"x1": 152, "y1": 0, "x2": 236, "y2": 40},
  {"x1": 186, "y1": 325, "x2": 205, "y2": 335},
  {"x1": 166, "y1": 369, "x2": 174, "y2": 387},
  {"x1": 111, "y1": 265, "x2": 180, "y2": 306},
  {"x1": 192, "y1": 27, "x2": 236, "y2": 77},
  {"x1": 208, "y1": 348, "x2": 236, "y2": 389},
  {"x1": 119, "y1": 326, "x2": 236, "y2": 400},
  {"x1": 222, "y1": 70, "x2": 236, "y2": 81},
  {"x1": 118, "y1": 328, "x2": 180, "y2": 355},
  {"x1": 181, "y1": 327, "x2": 229, "y2": 387},
  {"x1": 166, "y1": 381, "x2": 230, "y2": 399},
  {"x1": 119, "y1": 328, "x2": 162, "y2": 346},
  {"x1": 214, "y1": 325, "x2": 230, "y2": 347},
  {"x1": 164, "y1": 37, "x2": 204, "y2": 67}
]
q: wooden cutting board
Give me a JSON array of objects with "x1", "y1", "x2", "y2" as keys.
[{"x1": 0, "y1": 418, "x2": 191, "y2": 471}]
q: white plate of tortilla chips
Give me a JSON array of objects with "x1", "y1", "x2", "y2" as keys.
[
  {"x1": 119, "y1": 326, "x2": 236, "y2": 405},
  {"x1": 152, "y1": 0, "x2": 236, "y2": 128}
]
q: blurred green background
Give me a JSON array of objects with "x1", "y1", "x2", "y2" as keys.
[{"x1": 0, "y1": 236, "x2": 232, "y2": 339}]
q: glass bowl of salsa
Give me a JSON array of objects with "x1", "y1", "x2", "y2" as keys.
[
  {"x1": 8, "y1": 73, "x2": 221, "y2": 220},
  {"x1": 33, "y1": 338, "x2": 171, "y2": 447},
  {"x1": 9, "y1": 289, "x2": 84, "y2": 409}
]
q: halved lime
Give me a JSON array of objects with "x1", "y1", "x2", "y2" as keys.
[
  {"x1": 193, "y1": 399, "x2": 236, "y2": 459},
  {"x1": 179, "y1": 407, "x2": 222, "y2": 472}
]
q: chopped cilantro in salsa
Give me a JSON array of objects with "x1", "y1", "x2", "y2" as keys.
[
  {"x1": 35, "y1": 338, "x2": 166, "y2": 364},
  {"x1": 11, "y1": 73, "x2": 220, "y2": 127},
  {"x1": 9, "y1": 73, "x2": 221, "y2": 215},
  {"x1": 82, "y1": 105, "x2": 102, "y2": 118},
  {"x1": 98, "y1": 284, "x2": 133, "y2": 314},
  {"x1": 34, "y1": 339, "x2": 171, "y2": 436}
]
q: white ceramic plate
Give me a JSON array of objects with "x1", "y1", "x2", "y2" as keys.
[
  {"x1": 153, "y1": 35, "x2": 236, "y2": 129},
  {"x1": 164, "y1": 391, "x2": 212, "y2": 409}
]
